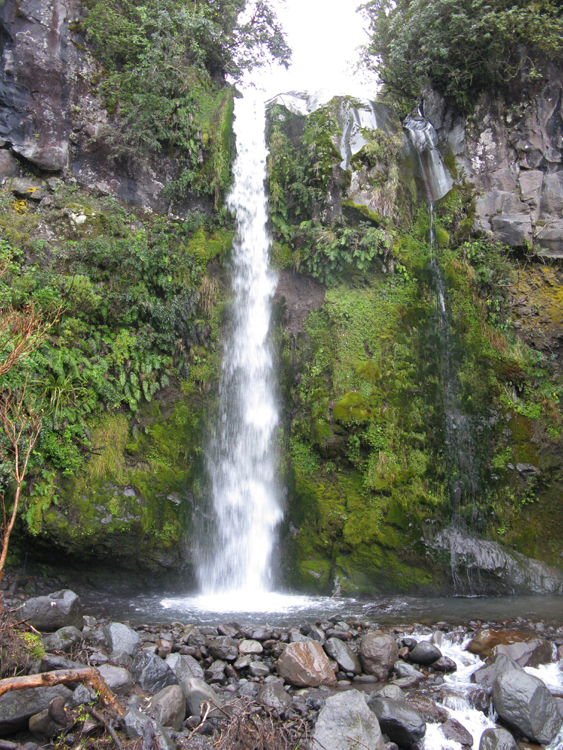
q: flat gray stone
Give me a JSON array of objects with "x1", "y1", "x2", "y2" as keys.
[
  {"x1": 103, "y1": 622, "x2": 141, "y2": 656},
  {"x1": 313, "y1": 690, "x2": 385, "y2": 750}
]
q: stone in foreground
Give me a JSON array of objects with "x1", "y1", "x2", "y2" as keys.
[
  {"x1": 103, "y1": 622, "x2": 141, "y2": 657},
  {"x1": 276, "y1": 641, "x2": 337, "y2": 687},
  {"x1": 359, "y1": 632, "x2": 399, "y2": 680},
  {"x1": 131, "y1": 651, "x2": 178, "y2": 694},
  {"x1": 479, "y1": 727, "x2": 519, "y2": 750},
  {"x1": 312, "y1": 690, "x2": 385, "y2": 750},
  {"x1": 492, "y1": 669, "x2": 562, "y2": 745},
  {"x1": 149, "y1": 685, "x2": 186, "y2": 731},
  {"x1": 20, "y1": 590, "x2": 83, "y2": 632},
  {"x1": 368, "y1": 695, "x2": 426, "y2": 748},
  {"x1": 324, "y1": 637, "x2": 361, "y2": 674},
  {"x1": 0, "y1": 686, "x2": 73, "y2": 734}
]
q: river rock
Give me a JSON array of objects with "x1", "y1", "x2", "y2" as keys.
[
  {"x1": 166, "y1": 652, "x2": 204, "y2": 686},
  {"x1": 39, "y1": 654, "x2": 82, "y2": 671},
  {"x1": 96, "y1": 664, "x2": 134, "y2": 695},
  {"x1": 20, "y1": 590, "x2": 83, "y2": 632},
  {"x1": 472, "y1": 653, "x2": 523, "y2": 690},
  {"x1": 276, "y1": 641, "x2": 337, "y2": 687},
  {"x1": 408, "y1": 641, "x2": 442, "y2": 665},
  {"x1": 103, "y1": 622, "x2": 141, "y2": 656},
  {"x1": 368, "y1": 695, "x2": 426, "y2": 748},
  {"x1": 131, "y1": 651, "x2": 178, "y2": 694},
  {"x1": 249, "y1": 660, "x2": 270, "y2": 677},
  {"x1": 0, "y1": 686, "x2": 73, "y2": 734},
  {"x1": 309, "y1": 626, "x2": 326, "y2": 645},
  {"x1": 468, "y1": 629, "x2": 552, "y2": 667},
  {"x1": 376, "y1": 685, "x2": 405, "y2": 702},
  {"x1": 184, "y1": 677, "x2": 222, "y2": 717},
  {"x1": 442, "y1": 717, "x2": 473, "y2": 746},
  {"x1": 431, "y1": 655, "x2": 457, "y2": 672},
  {"x1": 208, "y1": 636, "x2": 238, "y2": 661},
  {"x1": 257, "y1": 681, "x2": 292, "y2": 711},
  {"x1": 28, "y1": 708, "x2": 64, "y2": 740},
  {"x1": 405, "y1": 694, "x2": 449, "y2": 723},
  {"x1": 205, "y1": 659, "x2": 226, "y2": 683},
  {"x1": 239, "y1": 639, "x2": 263, "y2": 655},
  {"x1": 313, "y1": 690, "x2": 385, "y2": 750},
  {"x1": 42, "y1": 626, "x2": 83, "y2": 653},
  {"x1": 479, "y1": 727, "x2": 519, "y2": 750},
  {"x1": 324, "y1": 637, "x2": 361, "y2": 674},
  {"x1": 360, "y1": 632, "x2": 399, "y2": 680},
  {"x1": 149, "y1": 685, "x2": 186, "y2": 731},
  {"x1": 123, "y1": 706, "x2": 175, "y2": 750},
  {"x1": 492, "y1": 669, "x2": 562, "y2": 744},
  {"x1": 234, "y1": 654, "x2": 252, "y2": 669}
]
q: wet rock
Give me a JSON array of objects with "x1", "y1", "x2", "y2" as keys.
[
  {"x1": 309, "y1": 626, "x2": 326, "y2": 645},
  {"x1": 276, "y1": 641, "x2": 337, "y2": 687},
  {"x1": 394, "y1": 661, "x2": 424, "y2": 680},
  {"x1": 83, "y1": 627, "x2": 108, "y2": 649},
  {"x1": 149, "y1": 685, "x2": 186, "y2": 731},
  {"x1": 208, "y1": 636, "x2": 238, "y2": 661},
  {"x1": 131, "y1": 651, "x2": 178, "y2": 694},
  {"x1": 408, "y1": 641, "x2": 442, "y2": 665},
  {"x1": 360, "y1": 632, "x2": 399, "y2": 680},
  {"x1": 103, "y1": 622, "x2": 141, "y2": 656},
  {"x1": 218, "y1": 623, "x2": 238, "y2": 637},
  {"x1": 239, "y1": 639, "x2": 263, "y2": 655},
  {"x1": 110, "y1": 650, "x2": 133, "y2": 668},
  {"x1": 249, "y1": 660, "x2": 270, "y2": 677},
  {"x1": 205, "y1": 659, "x2": 226, "y2": 683},
  {"x1": 376, "y1": 685, "x2": 405, "y2": 702},
  {"x1": 28, "y1": 708, "x2": 64, "y2": 740},
  {"x1": 71, "y1": 684, "x2": 96, "y2": 707},
  {"x1": 42, "y1": 625, "x2": 83, "y2": 653},
  {"x1": 313, "y1": 690, "x2": 385, "y2": 750},
  {"x1": 96, "y1": 664, "x2": 134, "y2": 695},
  {"x1": 431, "y1": 655, "x2": 457, "y2": 672},
  {"x1": 492, "y1": 669, "x2": 562, "y2": 744},
  {"x1": 252, "y1": 627, "x2": 273, "y2": 641},
  {"x1": 20, "y1": 590, "x2": 83, "y2": 632},
  {"x1": 401, "y1": 637, "x2": 417, "y2": 651},
  {"x1": 442, "y1": 717, "x2": 473, "y2": 746},
  {"x1": 39, "y1": 654, "x2": 81, "y2": 671},
  {"x1": 479, "y1": 727, "x2": 519, "y2": 750},
  {"x1": 324, "y1": 637, "x2": 361, "y2": 674},
  {"x1": 123, "y1": 706, "x2": 174, "y2": 750},
  {"x1": 472, "y1": 653, "x2": 523, "y2": 690},
  {"x1": 405, "y1": 694, "x2": 448, "y2": 723},
  {"x1": 467, "y1": 629, "x2": 552, "y2": 666},
  {"x1": 239, "y1": 681, "x2": 259, "y2": 697},
  {"x1": 234, "y1": 655, "x2": 252, "y2": 669},
  {"x1": 0, "y1": 685, "x2": 73, "y2": 734},
  {"x1": 257, "y1": 681, "x2": 292, "y2": 711},
  {"x1": 166, "y1": 652, "x2": 204, "y2": 687},
  {"x1": 184, "y1": 677, "x2": 222, "y2": 717},
  {"x1": 368, "y1": 695, "x2": 426, "y2": 748}
]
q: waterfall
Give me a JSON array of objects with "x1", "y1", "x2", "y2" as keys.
[
  {"x1": 196, "y1": 95, "x2": 282, "y2": 597},
  {"x1": 404, "y1": 115, "x2": 453, "y2": 202}
]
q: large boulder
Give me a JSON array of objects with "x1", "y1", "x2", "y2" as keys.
[
  {"x1": 367, "y1": 695, "x2": 426, "y2": 748},
  {"x1": 467, "y1": 629, "x2": 552, "y2": 667},
  {"x1": 359, "y1": 632, "x2": 398, "y2": 680},
  {"x1": 96, "y1": 665, "x2": 134, "y2": 695},
  {"x1": 131, "y1": 651, "x2": 178, "y2": 694},
  {"x1": 42, "y1": 625, "x2": 83, "y2": 653},
  {"x1": 492, "y1": 669, "x2": 562, "y2": 745},
  {"x1": 408, "y1": 641, "x2": 442, "y2": 666},
  {"x1": 208, "y1": 636, "x2": 238, "y2": 661},
  {"x1": 0, "y1": 685, "x2": 72, "y2": 734},
  {"x1": 276, "y1": 641, "x2": 336, "y2": 687},
  {"x1": 472, "y1": 653, "x2": 523, "y2": 690},
  {"x1": 165, "y1": 653, "x2": 204, "y2": 688},
  {"x1": 123, "y1": 706, "x2": 175, "y2": 750},
  {"x1": 103, "y1": 622, "x2": 141, "y2": 657},
  {"x1": 149, "y1": 685, "x2": 186, "y2": 731},
  {"x1": 183, "y1": 677, "x2": 222, "y2": 718},
  {"x1": 324, "y1": 637, "x2": 361, "y2": 674},
  {"x1": 313, "y1": 690, "x2": 385, "y2": 750},
  {"x1": 479, "y1": 728, "x2": 519, "y2": 750},
  {"x1": 19, "y1": 590, "x2": 83, "y2": 632}
]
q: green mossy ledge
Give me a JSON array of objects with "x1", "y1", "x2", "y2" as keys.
[{"x1": 269, "y1": 97, "x2": 563, "y2": 596}]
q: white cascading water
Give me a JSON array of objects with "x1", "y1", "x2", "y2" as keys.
[{"x1": 195, "y1": 95, "x2": 283, "y2": 603}]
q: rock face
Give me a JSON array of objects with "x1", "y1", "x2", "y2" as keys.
[
  {"x1": 492, "y1": 669, "x2": 562, "y2": 744},
  {"x1": 367, "y1": 696, "x2": 426, "y2": 748},
  {"x1": 20, "y1": 590, "x2": 83, "y2": 631},
  {"x1": 359, "y1": 632, "x2": 399, "y2": 680},
  {"x1": 276, "y1": 641, "x2": 337, "y2": 687},
  {"x1": 425, "y1": 64, "x2": 563, "y2": 257},
  {"x1": 312, "y1": 690, "x2": 385, "y2": 750}
]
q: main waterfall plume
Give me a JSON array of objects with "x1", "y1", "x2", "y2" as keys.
[{"x1": 196, "y1": 95, "x2": 282, "y2": 598}]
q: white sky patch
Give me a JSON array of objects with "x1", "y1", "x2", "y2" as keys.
[{"x1": 242, "y1": 0, "x2": 378, "y2": 99}]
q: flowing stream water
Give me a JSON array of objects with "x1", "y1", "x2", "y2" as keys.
[{"x1": 195, "y1": 95, "x2": 283, "y2": 604}]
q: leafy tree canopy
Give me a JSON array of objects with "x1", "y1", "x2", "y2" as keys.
[{"x1": 359, "y1": 0, "x2": 563, "y2": 111}]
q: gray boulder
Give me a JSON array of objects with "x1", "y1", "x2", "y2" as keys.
[
  {"x1": 208, "y1": 636, "x2": 238, "y2": 661},
  {"x1": 313, "y1": 690, "x2": 385, "y2": 750},
  {"x1": 376, "y1": 685, "x2": 405, "y2": 702},
  {"x1": 166, "y1": 652, "x2": 204, "y2": 687},
  {"x1": 20, "y1": 590, "x2": 83, "y2": 632},
  {"x1": 479, "y1": 727, "x2": 519, "y2": 750},
  {"x1": 96, "y1": 664, "x2": 134, "y2": 695},
  {"x1": 149, "y1": 685, "x2": 186, "y2": 731},
  {"x1": 276, "y1": 641, "x2": 336, "y2": 687},
  {"x1": 131, "y1": 651, "x2": 178, "y2": 694},
  {"x1": 492, "y1": 669, "x2": 562, "y2": 744},
  {"x1": 324, "y1": 637, "x2": 361, "y2": 674},
  {"x1": 408, "y1": 641, "x2": 442, "y2": 665},
  {"x1": 368, "y1": 696, "x2": 426, "y2": 748},
  {"x1": 472, "y1": 653, "x2": 522, "y2": 690},
  {"x1": 360, "y1": 632, "x2": 398, "y2": 680},
  {"x1": 249, "y1": 660, "x2": 270, "y2": 677},
  {"x1": 183, "y1": 677, "x2": 222, "y2": 718},
  {"x1": 0, "y1": 686, "x2": 72, "y2": 734},
  {"x1": 103, "y1": 622, "x2": 140, "y2": 657},
  {"x1": 493, "y1": 637, "x2": 552, "y2": 668},
  {"x1": 123, "y1": 706, "x2": 174, "y2": 750},
  {"x1": 42, "y1": 626, "x2": 83, "y2": 653},
  {"x1": 442, "y1": 717, "x2": 473, "y2": 746},
  {"x1": 257, "y1": 681, "x2": 292, "y2": 711}
]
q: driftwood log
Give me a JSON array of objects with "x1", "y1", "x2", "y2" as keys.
[{"x1": 0, "y1": 668, "x2": 123, "y2": 716}]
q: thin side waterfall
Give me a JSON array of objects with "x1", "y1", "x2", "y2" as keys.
[{"x1": 196, "y1": 95, "x2": 282, "y2": 598}]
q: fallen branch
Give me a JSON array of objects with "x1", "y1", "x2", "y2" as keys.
[
  {"x1": 87, "y1": 705, "x2": 123, "y2": 748},
  {"x1": 0, "y1": 668, "x2": 123, "y2": 716}
]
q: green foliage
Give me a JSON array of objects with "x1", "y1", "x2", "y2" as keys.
[{"x1": 360, "y1": 0, "x2": 563, "y2": 110}]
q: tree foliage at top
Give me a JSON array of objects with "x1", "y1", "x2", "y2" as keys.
[{"x1": 360, "y1": 0, "x2": 563, "y2": 111}]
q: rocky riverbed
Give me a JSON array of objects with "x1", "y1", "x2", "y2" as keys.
[{"x1": 1, "y1": 584, "x2": 563, "y2": 750}]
